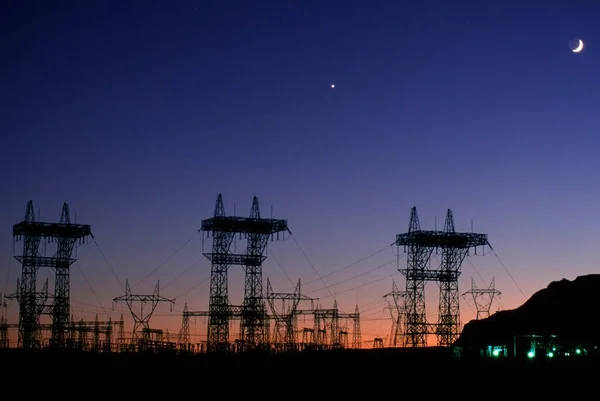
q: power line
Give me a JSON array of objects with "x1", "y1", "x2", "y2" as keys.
[
  {"x1": 4, "y1": 250, "x2": 12, "y2": 295},
  {"x1": 268, "y1": 248, "x2": 295, "y2": 287},
  {"x1": 73, "y1": 263, "x2": 110, "y2": 318},
  {"x1": 173, "y1": 277, "x2": 209, "y2": 301},
  {"x1": 161, "y1": 256, "x2": 203, "y2": 291},
  {"x1": 92, "y1": 238, "x2": 123, "y2": 292},
  {"x1": 465, "y1": 256, "x2": 488, "y2": 288},
  {"x1": 134, "y1": 233, "x2": 196, "y2": 287},
  {"x1": 360, "y1": 297, "x2": 387, "y2": 313},
  {"x1": 460, "y1": 293, "x2": 477, "y2": 318},
  {"x1": 289, "y1": 244, "x2": 393, "y2": 291},
  {"x1": 487, "y1": 243, "x2": 527, "y2": 301},
  {"x1": 318, "y1": 271, "x2": 399, "y2": 300},
  {"x1": 307, "y1": 259, "x2": 396, "y2": 295},
  {"x1": 289, "y1": 233, "x2": 339, "y2": 309}
]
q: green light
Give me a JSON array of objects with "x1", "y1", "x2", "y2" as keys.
[
  {"x1": 552, "y1": 347, "x2": 556, "y2": 351},
  {"x1": 492, "y1": 349, "x2": 500, "y2": 357},
  {"x1": 547, "y1": 352, "x2": 554, "y2": 358},
  {"x1": 576, "y1": 349, "x2": 581, "y2": 354},
  {"x1": 527, "y1": 351, "x2": 535, "y2": 358}
]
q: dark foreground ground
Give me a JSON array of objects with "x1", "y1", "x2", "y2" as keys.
[{"x1": 1, "y1": 347, "x2": 597, "y2": 395}]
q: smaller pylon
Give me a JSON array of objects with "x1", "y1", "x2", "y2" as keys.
[
  {"x1": 384, "y1": 280, "x2": 407, "y2": 347},
  {"x1": 462, "y1": 277, "x2": 501, "y2": 320},
  {"x1": 178, "y1": 302, "x2": 192, "y2": 352},
  {"x1": 0, "y1": 316, "x2": 7, "y2": 348},
  {"x1": 266, "y1": 278, "x2": 314, "y2": 351},
  {"x1": 352, "y1": 304, "x2": 361, "y2": 349},
  {"x1": 112, "y1": 280, "x2": 174, "y2": 347}
]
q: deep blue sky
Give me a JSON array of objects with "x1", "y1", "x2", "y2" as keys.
[{"x1": 2, "y1": 0, "x2": 600, "y2": 342}]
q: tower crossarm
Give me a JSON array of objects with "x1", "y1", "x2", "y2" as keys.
[
  {"x1": 13, "y1": 256, "x2": 76, "y2": 269},
  {"x1": 337, "y1": 313, "x2": 359, "y2": 319},
  {"x1": 113, "y1": 294, "x2": 174, "y2": 303},
  {"x1": 398, "y1": 268, "x2": 461, "y2": 282},
  {"x1": 200, "y1": 216, "x2": 288, "y2": 236},
  {"x1": 2, "y1": 323, "x2": 53, "y2": 330},
  {"x1": 267, "y1": 293, "x2": 314, "y2": 301},
  {"x1": 13, "y1": 221, "x2": 92, "y2": 240},
  {"x1": 184, "y1": 304, "x2": 244, "y2": 318},
  {"x1": 6, "y1": 291, "x2": 53, "y2": 314},
  {"x1": 395, "y1": 231, "x2": 488, "y2": 249},
  {"x1": 184, "y1": 311, "x2": 209, "y2": 317},
  {"x1": 383, "y1": 290, "x2": 408, "y2": 298},
  {"x1": 73, "y1": 321, "x2": 115, "y2": 326},
  {"x1": 202, "y1": 253, "x2": 266, "y2": 266},
  {"x1": 296, "y1": 309, "x2": 317, "y2": 316},
  {"x1": 313, "y1": 309, "x2": 338, "y2": 317},
  {"x1": 463, "y1": 288, "x2": 501, "y2": 296}
]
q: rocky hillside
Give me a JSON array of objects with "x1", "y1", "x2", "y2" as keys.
[{"x1": 455, "y1": 274, "x2": 600, "y2": 347}]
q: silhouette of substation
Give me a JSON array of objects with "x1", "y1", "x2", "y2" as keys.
[
  {"x1": 0, "y1": 198, "x2": 505, "y2": 356},
  {"x1": 16, "y1": 196, "x2": 598, "y2": 368},
  {"x1": 0, "y1": 196, "x2": 363, "y2": 354},
  {"x1": 4, "y1": 198, "x2": 600, "y2": 376},
  {"x1": 179, "y1": 194, "x2": 361, "y2": 353},
  {"x1": 2, "y1": 201, "x2": 98, "y2": 349}
]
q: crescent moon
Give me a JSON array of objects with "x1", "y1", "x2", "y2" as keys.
[{"x1": 572, "y1": 39, "x2": 584, "y2": 53}]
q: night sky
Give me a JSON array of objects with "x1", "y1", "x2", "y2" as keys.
[{"x1": 1, "y1": 0, "x2": 599, "y2": 343}]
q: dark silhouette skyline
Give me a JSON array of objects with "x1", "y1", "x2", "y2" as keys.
[{"x1": 1, "y1": 0, "x2": 599, "y2": 345}]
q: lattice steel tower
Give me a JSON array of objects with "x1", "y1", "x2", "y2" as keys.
[
  {"x1": 113, "y1": 280, "x2": 174, "y2": 345},
  {"x1": 462, "y1": 277, "x2": 501, "y2": 320},
  {"x1": 200, "y1": 194, "x2": 288, "y2": 352},
  {"x1": 384, "y1": 280, "x2": 407, "y2": 347},
  {"x1": 266, "y1": 278, "x2": 312, "y2": 351},
  {"x1": 10, "y1": 200, "x2": 91, "y2": 348},
  {"x1": 395, "y1": 207, "x2": 488, "y2": 347}
]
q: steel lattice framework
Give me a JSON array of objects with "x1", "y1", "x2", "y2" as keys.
[
  {"x1": 7, "y1": 201, "x2": 91, "y2": 348},
  {"x1": 383, "y1": 280, "x2": 408, "y2": 347},
  {"x1": 266, "y1": 278, "x2": 314, "y2": 351},
  {"x1": 200, "y1": 194, "x2": 288, "y2": 352},
  {"x1": 113, "y1": 280, "x2": 174, "y2": 348},
  {"x1": 395, "y1": 207, "x2": 488, "y2": 347},
  {"x1": 462, "y1": 277, "x2": 501, "y2": 320}
]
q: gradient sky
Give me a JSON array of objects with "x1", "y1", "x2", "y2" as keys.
[{"x1": 1, "y1": 0, "x2": 600, "y2": 345}]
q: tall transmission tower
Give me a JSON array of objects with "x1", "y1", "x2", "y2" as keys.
[
  {"x1": 7, "y1": 201, "x2": 91, "y2": 348},
  {"x1": 200, "y1": 194, "x2": 288, "y2": 352},
  {"x1": 395, "y1": 207, "x2": 488, "y2": 347},
  {"x1": 462, "y1": 277, "x2": 501, "y2": 320},
  {"x1": 113, "y1": 280, "x2": 174, "y2": 349}
]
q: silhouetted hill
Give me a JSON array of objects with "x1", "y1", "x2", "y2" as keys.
[{"x1": 456, "y1": 274, "x2": 600, "y2": 348}]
